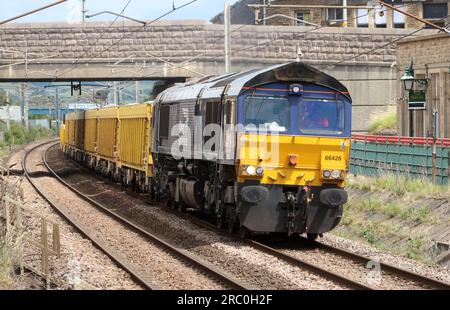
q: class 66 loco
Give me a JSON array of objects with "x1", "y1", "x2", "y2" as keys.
[{"x1": 61, "y1": 62, "x2": 351, "y2": 240}]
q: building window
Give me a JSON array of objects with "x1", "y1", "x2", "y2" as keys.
[
  {"x1": 357, "y1": 8, "x2": 368, "y2": 27},
  {"x1": 375, "y1": 6, "x2": 387, "y2": 28},
  {"x1": 423, "y1": 3, "x2": 448, "y2": 19},
  {"x1": 327, "y1": 8, "x2": 343, "y2": 22},
  {"x1": 295, "y1": 11, "x2": 311, "y2": 26},
  {"x1": 393, "y1": 5, "x2": 405, "y2": 28}
]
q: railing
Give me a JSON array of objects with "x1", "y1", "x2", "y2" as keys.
[
  {"x1": 350, "y1": 135, "x2": 450, "y2": 185},
  {"x1": 0, "y1": 164, "x2": 9, "y2": 177},
  {"x1": 1, "y1": 187, "x2": 61, "y2": 289}
]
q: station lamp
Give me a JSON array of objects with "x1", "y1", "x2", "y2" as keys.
[
  {"x1": 401, "y1": 61, "x2": 429, "y2": 92},
  {"x1": 401, "y1": 65, "x2": 415, "y2": 91}
]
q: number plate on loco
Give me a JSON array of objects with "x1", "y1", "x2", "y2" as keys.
[{"x1": 321, "y1": 152, "x2": 345, "y2": 168}]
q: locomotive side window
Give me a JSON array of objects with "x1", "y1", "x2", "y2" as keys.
[
  {"x1": 159, "y1": 105, "x2": 170, "y2": 138},
  {"x1": 204, "y1": 100, "x2": 220, "y2": 126},
  {"x1": 224, "y1": 99, "x2": 234, "y2": 124},
  {"x1": 299, "y1": 99, "x2": 345, "y2": 134},
  {"x1": 243, "y1": 96, "x2": 289, "y2": 132},
  {"x1": 204, "y1": 100, "x2": 221, "y2": 151}
]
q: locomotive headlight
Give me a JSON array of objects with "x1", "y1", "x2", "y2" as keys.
[
  {"x1": 331, "y1": 170, "x2": 342, "y2": 179},
  {"x1": 323, "y1": 170, "x2": 331, "y2": 179},
  {"x1": 246, "y1": 165, "x2": 256, "y2": 176},
  {"x1": 256, "y1": 166, "x2": 264, "y2": 176}
]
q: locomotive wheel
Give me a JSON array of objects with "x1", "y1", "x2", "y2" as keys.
[
  {"x1": 239, "y1": 226, "x2": 250, "y2": 239},
  {"x1": 216, "y1": 213, "x2": 226, "y2": 230},
  {"x1": 228, "y1": 219, "x2": 238, "y2": 234},
  {"x1": 307, "y1": 233, "x2": 318, "y2": 241}
]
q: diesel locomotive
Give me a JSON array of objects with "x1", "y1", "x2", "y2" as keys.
[{"x1": 61, "y1": 62, "x2": 351, "y2": 239}]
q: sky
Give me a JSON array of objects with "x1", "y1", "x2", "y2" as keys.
[{"x1": 0, "y1": 0, "x2": 240, "y2": 24}]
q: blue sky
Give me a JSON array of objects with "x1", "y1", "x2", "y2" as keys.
[{"x1": 0, "y1": 0, "x2": 240, "y2": 24}]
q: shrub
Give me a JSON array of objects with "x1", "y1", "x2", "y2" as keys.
[
  {"x1": 368, "y1": 110, "x2": 397, "y2": 135},
  {"x1": 3, "y1": 123, "x2": 51, "y2": 146}
]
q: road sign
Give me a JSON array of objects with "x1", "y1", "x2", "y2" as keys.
[{"x1": 408, "y1": 90, "x2": 426, "y2": 110}]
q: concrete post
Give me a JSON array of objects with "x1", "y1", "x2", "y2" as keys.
[
  {"x1": 5, "y1": 91, "x2": 10, "y2": 132},
  {"x1": 55, "y1": 87, "x2": 60, "y2": 133},
  {"x1": 20, "y1": 83, "x2": 28, "y2": 129},
  {"x1": 113, "y1": 81, "x2": 118, "y2": 105},
  {"x1": 135, "y1": 80, "x2": 141, "y2": 103},
  {"x1": 82, "y1": 0, "x2": 86, "y2": 22},
  {"x1": 224, "y1": 2, "x2": 231, "y2": 72}
]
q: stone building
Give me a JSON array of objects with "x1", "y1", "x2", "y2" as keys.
[
  {"x1": 397, "y1": 34, "x2": 450, "y2": 139},
  {"x1": 212, "y1": 0, "x2": 450, "y2": 29}
]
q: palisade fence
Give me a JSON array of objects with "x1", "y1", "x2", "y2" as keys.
[{"x1": 350, "y1": 135, "x2": 450, "y2": 185}]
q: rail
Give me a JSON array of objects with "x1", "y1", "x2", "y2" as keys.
[{"x1": 43, "y1": 143, "x2": 251, "y2": 290}]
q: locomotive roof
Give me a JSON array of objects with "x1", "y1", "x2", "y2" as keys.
[{"x1": 156, "y1": 62, "x2": 351, "y2": 103}]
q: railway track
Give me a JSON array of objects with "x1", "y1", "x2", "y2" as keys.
[
  {"x1": 44, "y1": 142, "x2": 450, "y2": 290},
  {"x1": 168, "y1": 202, "x2": 450, "y2": 290},
  {"x1": 311, "y1": 240, "x2": 450, "y2": 290},
  {"x1": 25, "y1": 141, "x2": 249, "y2": 290}
]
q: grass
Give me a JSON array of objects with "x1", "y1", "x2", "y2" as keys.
[
  {"x1": 368, "y1": 110, "x2": 397, "y2": 134},
  {"x1": 348, "y1": 173, "x2": 449, "y2": 199},
  {"x1": 0, "y1": 224, "x2": 22, "y2": 289},
  {"x1": 400, "y1": 205, "x2": 432, "y2": 223},
  {"x1": 359, "y1": 222, "x2": 382, "y2": 245},
  {"x1": 345, "y1": 196, "x2": 433, "y2": 224},
  {"x1": 405, "y1": 237, "x2": 424, "y2": 260},
  {"x1": 338, "y1": 173, "x2": 447, "y2": 264}
]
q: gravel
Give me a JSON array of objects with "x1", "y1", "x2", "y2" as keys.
[
  {"x1": 4, "y1": 142, "x2": 141, "y2": 289},
  {"x1": 47, "y1": 146, "x2": 349, "y2": 290},
  {"x1": 23, "y1": 143, "x2": 225, "y2": 290},
  {"x1": 321, "y1": 233, "x2": 450, "y2": 285}
]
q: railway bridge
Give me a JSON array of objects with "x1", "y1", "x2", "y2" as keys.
[{"x1": 0, "y1": 20, "x2": 437, "y2": 131}]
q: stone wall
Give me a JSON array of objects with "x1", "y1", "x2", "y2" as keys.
[{"x1": 0, "y1": 21, "x2": 436, "y2": 67}]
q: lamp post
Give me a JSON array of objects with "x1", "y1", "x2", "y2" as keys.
[
  {"x1": 401, "y1": 64, "x2": 415, "y2": 137},
  {"x1": 401, "y1": 62, "x2": 429, "y2": 136},
  {"x1": 401, "y1": 61, "x2": 437, "y2": 183}
]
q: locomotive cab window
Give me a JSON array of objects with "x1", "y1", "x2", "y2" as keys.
[
  {"x1": 159, "y1": 105, "x2": 170, "y2": 138},
  {"x1": 299, "y1": 99, "x2": 345, "y2": 134},
  {"x1": 243, "y1": 96, "x2": 290, "y2": 132}
]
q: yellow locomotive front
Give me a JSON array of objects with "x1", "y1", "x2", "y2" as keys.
[{"x1": 234, "y1": 82, "x2": 351, "y2": 238}]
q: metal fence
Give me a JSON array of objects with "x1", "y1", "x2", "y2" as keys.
[{"x1": 350, "y1": 135, "x2": 450, "y2": 185}]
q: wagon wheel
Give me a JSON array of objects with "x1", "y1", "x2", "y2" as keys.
[
  {"x1": 216, "y1": 207, "x2": 226, "y2": 230},
  {"x1": 177, "y1": 201, "x2": 186, "y2": 212},
  {"x1": 307, "y1": 233, "x2": 318, "y2": 241}
]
